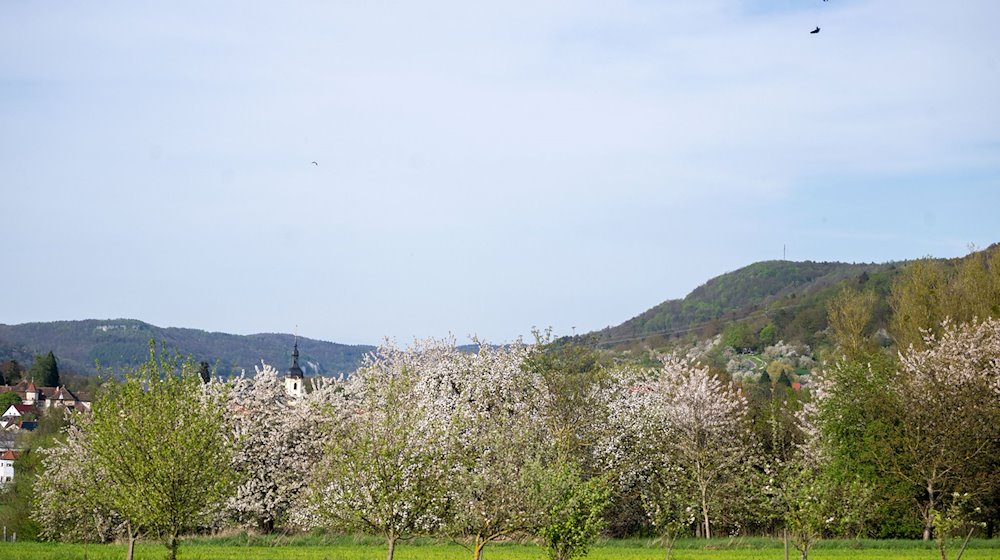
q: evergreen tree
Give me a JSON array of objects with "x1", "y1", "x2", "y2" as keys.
[{"x1": 28, "y1": 352, "x2": 59, "y2": 387}]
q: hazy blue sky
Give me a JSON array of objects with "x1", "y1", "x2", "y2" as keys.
[{"x1": 2, "y1": 1, "x2": 998, "y2": 345}]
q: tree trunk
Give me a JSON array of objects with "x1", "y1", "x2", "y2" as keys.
[
  {"x1": 923, "y1": 482, "x2": 936, "y2": 541},
  {"x1": 125, "y1": 523, "x2": 137, "y2": 560},
  {"x1": 784, "y1": 528, "x2": 789, "y2": 560},
  {"x1": 699, "y1": 479, "x2": 711, "y2": 539},
  {"x1": 473, "y1": 534, "x2": 487, "y2": 560},
  {"x1": 167, "y1": 531, "x2": 179, "y2": 560},
  {"x1": 386, "y1": 535, "x2": 397, "y2": 560},
  {"x1": 801, "y1": 548, "x2": 809, "y2": 560}
]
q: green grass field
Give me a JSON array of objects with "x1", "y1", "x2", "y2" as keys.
[{"x1": 1, "y1": 538, "x2": 998, "y2": 560}]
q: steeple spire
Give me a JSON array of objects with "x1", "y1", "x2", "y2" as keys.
[{"x1": 287, "y1": 338, "x2": 304, "y2": 380}]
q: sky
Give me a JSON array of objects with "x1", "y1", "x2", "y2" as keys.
[{"x1": 2, "y1": 1, "x2": 999, "y2": 345}]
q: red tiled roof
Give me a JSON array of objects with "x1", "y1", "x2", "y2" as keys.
[
  {"x1": 11, "y1": 404, "x2": 34, "y2": 414},
  {"x1": 0, "y1": 449, "x2": 19, "y2": 460}
]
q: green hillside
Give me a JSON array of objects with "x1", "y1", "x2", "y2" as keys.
[
  {"x1": 0, "y1": 319, "x2": 373, "y2": 378},
  {"x1": 595, "y1": 260, "x2": 894, "y2": 347}
]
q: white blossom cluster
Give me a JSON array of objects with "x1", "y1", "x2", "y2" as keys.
[
  {"x1": 34, "y1": 415, "x2": 125, "y2": 543},
  {"x1": 225, "y1": 363, "x2": 332, "y2": 532},
  {"x1": 900, "y1": 318, "x2": 1000, "y2": 398},
  {"x1": 598, "y1": 355, "x2": 753, "y2": 540}
]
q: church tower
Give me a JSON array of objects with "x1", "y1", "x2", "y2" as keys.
[{"x1": 284, "y1": 340, "x2": 305, "y2": 399}]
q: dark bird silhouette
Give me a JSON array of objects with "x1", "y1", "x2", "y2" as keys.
[
  {"x1": 810, "y1": 26, "x2": 820, "y2": 34},
  {"x1": 311, "y1": 161, "x2": 318, "y2": 166}
]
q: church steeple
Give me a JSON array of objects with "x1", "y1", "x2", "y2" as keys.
[
  {"x1": 285, "y1": 337, "x2": 305, "y2": 399},
  {"x1": 287, "y1": 340, "x2": 304, "y2": 379}
]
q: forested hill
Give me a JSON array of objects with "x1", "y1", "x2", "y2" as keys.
[
  {"x1": 594, "y1": 260, "x2": 896, "y2": 347},
  {"x1": 0, "y1": 319, "x2": 373, "y2": 377}
]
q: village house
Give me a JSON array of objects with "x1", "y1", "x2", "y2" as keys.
[
  {"x1": 0, "y1": 449, "x2": 19, "y2": 484},
  {"x1": 0, "y1": 381, "x2": 92, "y2": 486},
  {"x1": 0, "y1": 381, "x2": 91, "y2": 416}
]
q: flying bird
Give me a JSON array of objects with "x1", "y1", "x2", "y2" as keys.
[
  {"x1": 311, "y1": 161, "x2": 318, "y2": 166},
  {"x1": 810, "y1": 26, "x2": 820, "y2": 34}
]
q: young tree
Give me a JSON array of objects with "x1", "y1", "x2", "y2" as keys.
[
  {"x1": 658, "y1": 356, "x2": 753, "y2": 539},
  {"x1": 781, "y1": 466, "x2": 872, "y2": 560},
  {"x1": 88, "y1": 344, "x2": 233, "y2": 560},
  {"x1": 932, "y1": 493, "x2": 985, "y2": 560},
  {"x1": 601, "y1": 357, "x2": 754, "y2": 540},
  {"x1": 536, "y1": 464, "x2": 611, "y2": 560},
  {"x1": 305, "y1": 341, "x2": 454, "y2": 560},
  {"x1": 440, "y1": 342, "x2": 558, "y2": 560}
]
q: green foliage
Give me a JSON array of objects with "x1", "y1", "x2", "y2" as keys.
[
  {"x1": 766, "y1": 361, "x2": 795, "y2": 385},
  {"x1": 601, "y1": 260, "x2": 889, "y2": 346},
  {"x1": 890, "y1": 246, "x2": 1000, "y2": 349},
  {"x1": 536, "y1": 464, "x2": 611, "y2": 560},
  {"x1": 758, "y1": 323, "x2": 777, "y2": 347},
  {"x1": 783, "y1": 468, "x2": 874, "y2": 560},
  {"x1": 88, "y1": 342, "x2": 233, "y2": 560},
  {"x1": 524, "y1": 332, "x2": 610, "y2": 463},
  {"x1": 722, "y1": 323, "x2": 757, "y2": 351},
  {"x1": 827, "y1": 288, "x2": 878, "y2": 359},
  {"x1": 0, "y1": 390, "x2": 22, "y2": 411},
  {"x1": 816, "y1": 353, "x2": 919, "y2": 538},
  {"x1": 932, "y1": 493, "x2": 986, "y2": 560},
  {"x1": 27, "y1": 351, "x2": 59, "y2": 387}
]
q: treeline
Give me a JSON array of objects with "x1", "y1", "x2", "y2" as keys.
[
  {"x1": 0, "y1": 319, "x2": 372, "y2": 378},
  {"x1": 9, "y1": 250, "x2": 1000, "y2": 560}
]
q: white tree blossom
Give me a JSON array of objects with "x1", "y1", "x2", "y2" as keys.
[
  {"x1": 226, "y1": 363, "x2": 330, "y2": 533},
  {"x1": 435, "y1": 341, "x2": 558, "y2": 560},
  {"x1": 600, "y1": 356, "x2": 753, "y2": 540},
  {"x1": 886, "y1": 318, "x2": 1000, "y2": 540},
  {"x1": 303, "y1": 340, "x2": 455, "y2": 560},
  {"x1": 33, "y1": 415, "x2": 126, "y2": 544}
]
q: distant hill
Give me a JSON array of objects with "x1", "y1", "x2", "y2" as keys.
[
  {"x1": 0, "y1": 319, "x2": 373, "y2": 378},
  {"x1": 592, "y1": 260, "x2": 898, "y2": 348}
]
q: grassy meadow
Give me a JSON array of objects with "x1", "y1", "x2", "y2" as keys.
[{"x1": 1, "y1": 537, "x2": 998, "y2": 560}]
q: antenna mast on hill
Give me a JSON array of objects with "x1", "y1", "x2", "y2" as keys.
[{"x1": 783, "y1": 244, "x2": 787, "y2": 260}]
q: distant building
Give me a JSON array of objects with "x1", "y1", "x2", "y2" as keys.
[
  {"x1": 284, "y1": 341, "x2": 306, "y2": 399},
  {"x1": 0, "y1": 449, "x2": 19, "y2": 484},
  {"x1": 0, "y1": 381, "x2": 91, "y2": 414}
]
